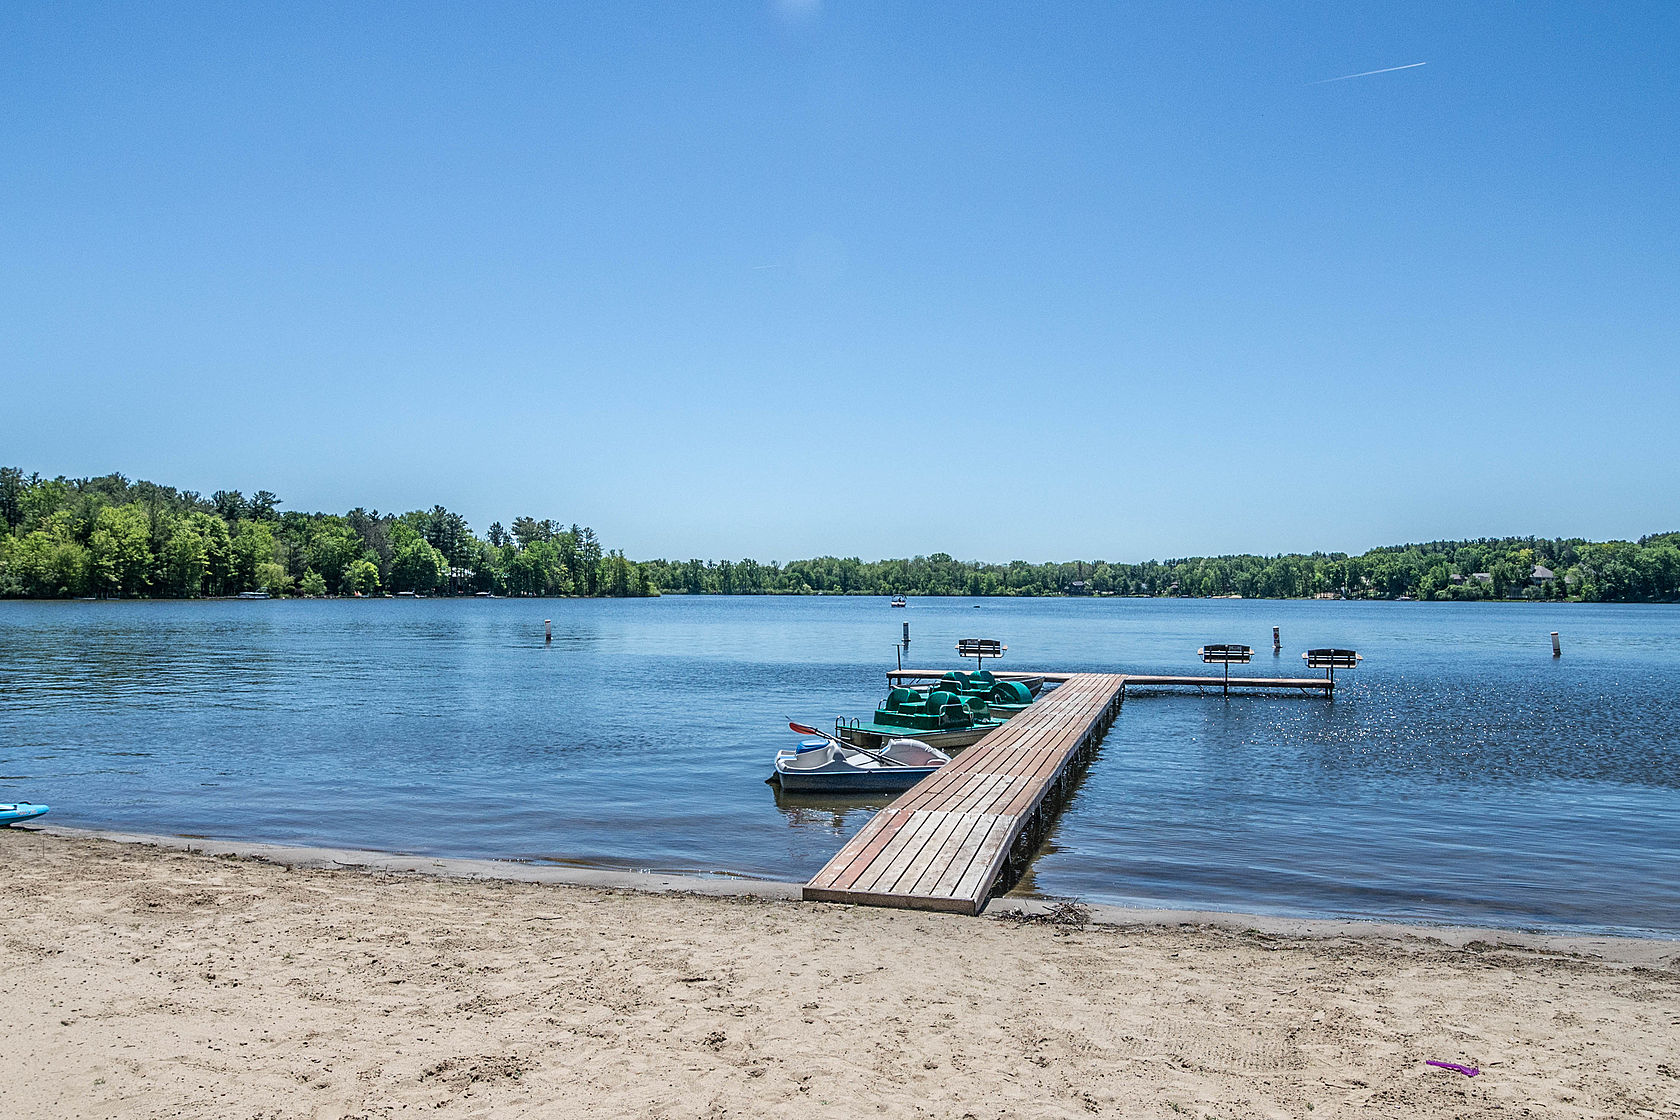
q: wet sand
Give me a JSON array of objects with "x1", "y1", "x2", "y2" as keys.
[{"x1": 2, "y1": 828, "x2": 1676, "y2": 1119}]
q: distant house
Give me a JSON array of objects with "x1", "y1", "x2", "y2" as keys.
[
  {"x1": 1067, "y1": 580, "x2": 1091, "y2": 596},
  {"x1": 1449, "y1": 573, "x2": 1466, "y2": 585},
  {"x1": 1531, "y1": 564, "x2": 1556, "y2": 584},
  {"x1": 1471, "y1": 572, "x2": 1493, "y2": 585}
]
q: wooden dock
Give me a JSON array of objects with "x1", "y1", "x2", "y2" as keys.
[
  {"x1": 804, "y1": 673, "x2": 1125, "y2": 915},
  {"x1": 807, "y1": 666, "x2": 1334, "y2": 914},
  {"x1": 885, "y1": 668, "x2": 1075, "y2": 685},
  {"x1": 886, "y1": 668, "x2": 1330, "y2": 694},
  {"x1": 1122, "y1": 674, "x2": 1330, "y2": 694}
]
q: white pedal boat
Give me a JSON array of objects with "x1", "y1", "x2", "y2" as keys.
[{"x1": 771, "y1": 737, "x2": 950, "y2": 792}]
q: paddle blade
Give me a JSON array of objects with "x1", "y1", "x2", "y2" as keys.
[{"x1": 788, "y1": 721, "x2": 823, "y2": 737}]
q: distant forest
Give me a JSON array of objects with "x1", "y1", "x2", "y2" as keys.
[
  {"x1": 1, "y1": 467, "x2": 1677, "y2": 602},
  {"x1": 0, "y1": 468, "x2": 652, "y2": 600}
]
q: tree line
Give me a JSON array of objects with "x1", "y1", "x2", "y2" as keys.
[
  {"x1": 645, "y1": 536, "x2": 1680, "y2": 602},
  {"x1": 2, "y1": 467, "x2": 1676, "y2": 602},
  {"x1": 0, "y1": 469, "x2": 653, "y2": 599}
]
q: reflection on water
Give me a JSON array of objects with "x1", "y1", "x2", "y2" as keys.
[
  {"x1": 770, "y1": 784, "x2": 896, "y2": 839},
  {"x1": 2, "y1": 596, "x2": 1677, "y2": 935}
]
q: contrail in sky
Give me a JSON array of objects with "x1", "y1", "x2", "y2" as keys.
[{"x1": 1315, "y1": 61, "x2": 1427, "y2": 84}]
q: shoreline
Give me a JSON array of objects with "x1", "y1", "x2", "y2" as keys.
[
  {"x1": 4, "y1": 826, "x2": 1676, "y2": 1118},
  {"x1": 35, "y1": 823, "x2": 1680, "y2": 967},
  {"x1": 10, "y1": 593, "x2": 1676, "y2": 603}
]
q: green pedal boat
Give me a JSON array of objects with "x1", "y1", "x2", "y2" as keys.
[
  {"x1": 907, "y1": 670, "x2": 1041, "y2": 718},
  {"x1": 834, "y1": 686, "x2": 1007, "y2": 752}
]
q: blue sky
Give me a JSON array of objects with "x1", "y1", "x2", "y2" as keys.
[{"x1": 3, "y1": 3, "x2": 1676, "y2": 561}]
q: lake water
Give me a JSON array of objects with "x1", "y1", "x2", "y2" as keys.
[{"x1": 2, "y1": 596, "x2": 1677, "y2": 937}]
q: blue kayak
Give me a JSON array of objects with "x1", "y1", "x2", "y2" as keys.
[{"x1": 0, "y1": 803, "x2": 50, "y2": 826}]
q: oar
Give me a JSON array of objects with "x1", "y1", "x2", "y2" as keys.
[{"x1": 788, "y1": 720, "x2": 914, "y2": 767}]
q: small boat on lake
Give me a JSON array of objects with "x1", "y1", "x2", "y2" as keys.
[
  {"x1": 890, "y1": 596, "x2": 907, "y2": 607},
  {"x1": 771, "y1": 736, "x2": 950, "y2": 792},
  {"x1": 0, "y1": 802, "x2": 50, "y2": 826},
  {"x1": 834, "y1": 687, "x2": 1006, "y2": 752},
  {"x1": 904, "y1": 670, "x2": 1041, "y2": 717}
]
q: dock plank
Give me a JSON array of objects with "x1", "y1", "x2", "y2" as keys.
[
  {"x1": 880, "y1": 809, "x2": 973, "y2": 896},
  {"x1": 927, "y1": 809, "x2": 1005, "y2": 897},
  {"x1": 855, "y1": 810, "x2": 948, "y2": 895},
  {"x1": 950, "y1": 816, "x2": 1018, "y2": 902},
  {"x1": 809, "y1": 807, "x2": 909, "y2": 893},
  {"x1": 904, "y1": 811, "x2": 989, "y2": 897}
]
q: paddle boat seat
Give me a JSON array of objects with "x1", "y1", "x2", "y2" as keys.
[
  {"x1": 989, "y1": 680, "x2": 1033, "y2": 706},
  {"x1": 777, "y1": 743, "x2": 851, "y2": 772},
  {"x1": 884, "y1": 687, "x2": 922, "y2": 712}
]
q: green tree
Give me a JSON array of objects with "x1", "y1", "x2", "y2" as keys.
[
  {"x1": 232, "y1": 520, "x2": 281, "y2": 591},
  {"x1": 19, "y1": 477, "x2": 71, "y2": 533},
  {"x1": 0, "y1": 467, "x2": 27, "y2": 532},
  {"x1": 160, "y1": 514, "x2": 209, "y2": 597},
  {"x1": 256, "y1": 560, "x2": 291, "y2": 595},
  {"x1": 249, "y1": 490, "x2": 280, "y2": 520},
  {"x1": 601, "y1": 550, "x2": 633, "y2": 596},
  {"x1": 390, "y1": 526, "x2": 447, "y2": 593},
  {"x1": 577, "y1": 527, "x2": 602, "y2": 595},
  {"x1": 89, "y1": 505, "x2": 153, "y2": 596},
  {"x1": 343, "y1": 558, "x2": 381, "y2": 595},
  {"x1": 4, "y1": 515, "x2": 91, "y2": 597},
  {"x1": 305, "y1": 521, "x2": 364, "y2": 594},
  {"x1": 212, "y1": 490, "x2": 248, "y2": 521}
]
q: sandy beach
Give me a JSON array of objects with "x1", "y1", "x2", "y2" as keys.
[{"x1": 1, "y1": 829, "x2": 1676, "y2": 1120}]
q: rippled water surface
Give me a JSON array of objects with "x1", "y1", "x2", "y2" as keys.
[{"x1": 2, "y1": 597, "x2": 1676, "y2": 935}]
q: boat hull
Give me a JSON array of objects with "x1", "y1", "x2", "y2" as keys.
[
  {"x1": 771, "y1": 741, "x2": 946, "y2": 792},
  {"x1": 773, "y1": 765, "x2": 938, "y2": 792},
  {"x1": 0, "y1": 803, "x2": 50, "y2": 826}
]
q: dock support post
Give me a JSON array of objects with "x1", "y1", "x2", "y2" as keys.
[
  {"x1": 903, "y1": 621, "x2": 910, "y2": 644},
  {"x1": 544, "y1": 619, "x2": 552, "y2": 644},
  {"x1": 1552, "y1": 631, "x2": 1561, "y2": 658},
  {"x1": 1273, "y1": 626, "x2": 1280, "y2": 654}
]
